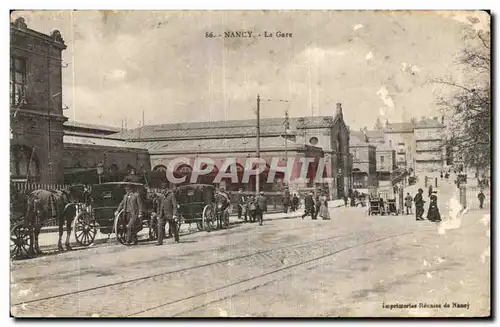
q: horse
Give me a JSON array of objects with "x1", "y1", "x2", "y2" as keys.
[{"x1": 24, "y1": 185, "x2": 85, "y2": 255}]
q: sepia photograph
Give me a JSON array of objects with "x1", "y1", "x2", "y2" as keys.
[{"x1": 9, "y1": 9, "x2": 491, "y2": 318}]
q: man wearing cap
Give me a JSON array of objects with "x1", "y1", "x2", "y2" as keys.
[
  {"x1": 413, "y1": 188, "x2": 426, "y2": 221},
  {"x1": 256, "y1": 191, "x2": 267, "y2": 226},
  {"x1": 215, "y1": 188, "x2": 231, "y2": 229},
  {"x1": 235, "y1": 188, "x2": 247, "y2": 221},
  {"x1": 158, "y1": 187, "x2": 179, "y2": 244},
  {"x1": 116, "y1": 184, "x2": 144, "y2": 245},
  {"x1": 302, "y1": 191, "x2": 315, "y2": 220}
]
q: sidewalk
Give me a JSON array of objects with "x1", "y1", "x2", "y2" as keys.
[{"x1": 35, "y1": 210, "x2": 307, "y2": 251}]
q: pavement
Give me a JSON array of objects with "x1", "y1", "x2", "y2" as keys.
[{"x1": 33, "y1": 210, "x2": 307, "y2": 252}]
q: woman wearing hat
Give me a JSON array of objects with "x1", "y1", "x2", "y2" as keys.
[{"x1": 427, "y1": 191, "x2": 441, "y2": 222}]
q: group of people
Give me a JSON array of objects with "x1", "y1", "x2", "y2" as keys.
[
  {"x1": 301, "y1": 192, "x2": 330, "y2": 220},
  {"x1": 404, "y1": 186, "x2": 441, "y2": 222},
  {"x1": 281, "y1": 192, "x2": 301, "y2": 213},
  {"x1": 115, "y1": 184, "x2": 180, "y2": 246},
  {"x1": 234, "y1": 189, "x2": 268, "y2": 226}
]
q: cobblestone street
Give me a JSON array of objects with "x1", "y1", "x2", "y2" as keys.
[{"x1": 11, "y1": 202, "x2": 490, "y2": 317}]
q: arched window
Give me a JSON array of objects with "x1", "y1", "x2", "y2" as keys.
[
  {"x1": 153, "y1": 165, "x2": 168, "y2": 172},
  {"x1": 10, "y1": 145, "x2": 40, "y2": 181}
]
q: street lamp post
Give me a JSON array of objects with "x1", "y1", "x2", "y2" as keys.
[
  {"x1": 256, "y1": 95, "x2": 261, "y2": 197},
  {"x1": 96, "y1": 163, "x2": 104, "y2": 184}
]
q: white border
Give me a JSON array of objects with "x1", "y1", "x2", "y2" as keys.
[{"x1": 2, "y1": 1, "x2": 497, "y2": 326}]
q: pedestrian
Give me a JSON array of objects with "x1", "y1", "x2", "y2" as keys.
[
  {"x1": 291, "y1": 193, "x2": 299, "y2": 212},
  {"x1": 314, "y1": 193, "x2": 321, "y2": 220},
  {"x1": 115, "y1": 184, "x2": 144, "y2": 245},
  {"x1": 247, "y1": 195, "x2": 257, "y2": 222},
  {"x1": 215, "y1": 188, "x2": 231, "y2": 229},
  {"x1": 157, "y1": 187, "x2": 179, "y2": 245},
  {"x1": 282, "y1": 189, "x2": 291, "y2": 214},
  {"x1": 404, "y1": 192, "x2": 413, "y2": 215},
  {"x1": 302, "y1": 192, "x2": 315, "y2": 220},
  {"x1": 413, "y1": 188, "x2": 426, "y2": 221},
  {"x1": 343, "y1": 195, "x2": 348, "y2": 207},
  {"x1": 427, "y1": 192, "x2": 441, "y2": 222},
  {"x1": 428, "y1": 185, "x2": 433, "y2": 198},
  {"x1": 478, "y1": 190, "x2": 486, "y2": 209},
  {"x1": 256, "y1": 191, "x2": 267, "y2": 226},
  {"x1": 318, "y1": 194, "x2": 330, "y2": 220},
  {"x1": 235, "y1": 188, "x2": 247, "y2": 221}
]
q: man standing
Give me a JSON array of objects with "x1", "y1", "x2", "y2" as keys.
[
  {"x1": 291, "y1": 193, "x2": 299, "y2": 212},
  {"x1": 282, "y1": 189, "x2": 291, "y2": 214},
  {"x1": 235, "y1": 188, "x2": 246, "y2": 221},
  {"x1": 215, "y1": 188, "x2": 231, "y2": 229},
  {"x1": 157, "y1": 188, "x2": 179, "y2": 244},
  {"x1": 414, "y1": 188, "x2": 425, "y2": 221},
  {"x1": 256, "y1": 191, "x2": 267, "y2": 226},
  {"x1": 302, "y1": 192, "x2": 315, "y2": 220},
  {"x1": 116, "y1": 184, "x2": 144, "y2": 245},
  {"x1": 428, "y1": 185, "x2": 433, "y2": 198},
  {"x1": 313, "y1": 193, "x2": 321, "y2": 220},
  {"x1": 478, "y1": 190, "x2": 486, "y2": 209},
  {"x1": 405, "y1": 192, "x2": 413, "y2": 215}
]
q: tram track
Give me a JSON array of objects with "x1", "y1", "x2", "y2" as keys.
[
  {"x1": 131, "y1": 231, "x2": 415, "y2": 317},
  {"x1": 11, "y1": 229, "x2": 361, "y2": 308},
  {"x1": 12, "y1": 217, "x2": 472, "y2": 317}
]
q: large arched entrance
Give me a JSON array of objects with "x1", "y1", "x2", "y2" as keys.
[{"x1": 10, "y1": 145, "x2": 40, "y2": 182}]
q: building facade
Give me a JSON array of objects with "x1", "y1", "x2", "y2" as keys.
[
  {"x1": 110, "y1": 103, "x2": 352, "y2": 199},
  {"x1": 350, "y1": 131, "x2": 377, "y2": 190},
  {"x1": 383, "y1": 122, "x2": 416, "y2": 171},
  {"x1": 10, "y1": 17, "x2": 67, "y2": 183},
  {"x1": 62, "y1": 121, "x2": 150, "y2": 184},
  {"x1": 414, "y1": 118, "x2": 445, "y2": 173}
]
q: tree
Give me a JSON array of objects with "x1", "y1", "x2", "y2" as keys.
[{"x1": 434, "y1": 30, "x2": 491, "y2": 170}]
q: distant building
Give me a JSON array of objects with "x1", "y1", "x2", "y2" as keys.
[
  {"x1": 350, "y1": 131, "x2": 377, "y2": 190},
  {"x1": 383, "y1": 122, "x2": 416, "y2": 171},
  {"x1": 376, "y1": 144, "x2": 396, "y2": 181},
  {"x1": 62, "y1": 121, "x2": 150, "y2": 184},
  {"x1": 109, "y1": 103, "x2": 353, "y2": 199},
  {"x1": 10, "y1": 17, "x2": 67, "y2": 183},
  {"x1": 414, "y1": 117, "x2": 445, "y2": 173}
]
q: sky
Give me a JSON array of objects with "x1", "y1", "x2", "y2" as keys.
[{"x1": 11, "y1": 10, "x2": 490, "y2": 130}]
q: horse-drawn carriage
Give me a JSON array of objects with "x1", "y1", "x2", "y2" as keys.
[
  {"x1": 368, "y1": 197, "x2": 398, "y2": 216},
  {"x1": 10, "y1": 184, "x2": 90, "y2": 259},
  {"x1": 173, "y1": 184, "x2": 226, "y2": 231}
]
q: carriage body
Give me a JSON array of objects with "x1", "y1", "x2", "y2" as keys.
[
  {"x1": 386, "y1": 199, "x2": 398, "y2": 215},
  {"x1": 90, "y1": 182, "x2": 150, "y2": 234},
  {"x1": 173, "y1": 184, "x2": 220, "y2": 230},
  {"x1": 368, "y1": 200, "x2": 382, "y2": 215}
]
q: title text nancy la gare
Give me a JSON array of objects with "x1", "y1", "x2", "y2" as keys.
[{"x1": 205, "y1": 30, "x2": 292, "y2": 38}]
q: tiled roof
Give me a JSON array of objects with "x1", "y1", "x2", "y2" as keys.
[
  {"x1": 64, "y1": 120, "x2": 121, "y2": 133},
  {"x1": 63, "y1": 135, "x2": 147, "y2": 150},
  {"x1": 110, "y1": 116, "x2": 338, "y2": 140},
  {"x1": 384, "y1": 123, "x2": 414, "y2": 133},
  {"x1": 133, "y1": 136, "x2": 299, "y2": 154},
  {"x1": 414, "y1": 118, "x2": 444, "y2": 129}
]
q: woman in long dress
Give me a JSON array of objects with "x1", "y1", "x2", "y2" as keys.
[
  {"x1": 427, "y1": 193, "x2": 441, "y2": 222},
  {"x1": 319, "y1": 195, "x2": 330, "y2": 220}
]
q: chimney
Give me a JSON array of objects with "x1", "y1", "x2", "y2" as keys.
[{"x1": 335, "y1": 103, "x2": 343, "y2": 116}]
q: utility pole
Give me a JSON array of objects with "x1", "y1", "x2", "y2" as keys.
[
  {"x1": 284, "y1": 110, "x2": 290, "y2": 186},
  {"x1": 256, "y1": 94, "x2": 261, "y2": 197},
  {"x1": 47, "y1": 44, "x2": 52, "y2": 182}
]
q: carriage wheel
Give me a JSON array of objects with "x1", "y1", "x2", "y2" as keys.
[
  {"x1": 11, "y1": 223, "x2": 31, "y2": 259},
  {"x1": 202, "y1": 205, "x2": 217, "y2": 231},
  {"x1": 74, "y1": 211, "x2": 97, "y2": 247},
  {"x1": 196, "y1": 221, "x2": 204, "y2": 231},
  {"x1": 113, "y1": 211, "x2": 129, "y2": 245}
]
